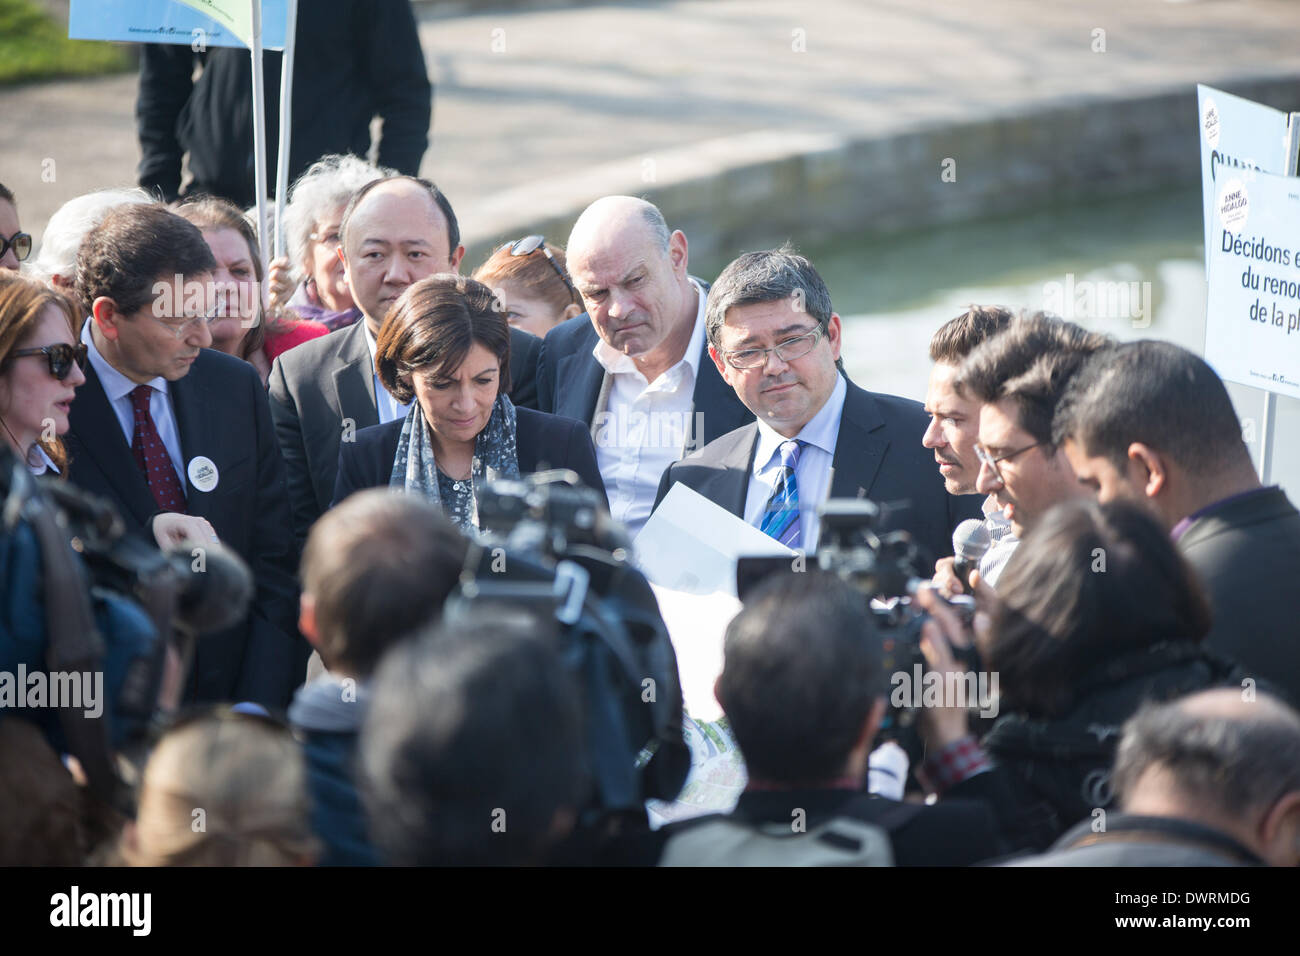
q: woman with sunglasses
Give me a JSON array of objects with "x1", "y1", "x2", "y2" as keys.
[
  {"x1": 0, "y1": 274, "x2": 86, "y2": 475},
  {"x1": 0, "y1": 182, "x2": 33, "y2": 274},
  {"x1": 332, "y1": 275, "x2": 606, "y2": 532},
  {"x1": 472, "y1": 234, "x2": 584, "y2": 339}
]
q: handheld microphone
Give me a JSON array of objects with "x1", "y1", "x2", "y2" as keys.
[{"x1": 951, "y1": 518, "x2": 991, "y2": 590}]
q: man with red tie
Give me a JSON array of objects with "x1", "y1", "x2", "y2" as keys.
[{"x1": 66, "y1": 204, "x2": 304, "y2": 708}]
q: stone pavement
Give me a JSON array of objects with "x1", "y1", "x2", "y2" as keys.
[{"x1": 4, "y1": 0, "x2": 1300, "y2": 260}]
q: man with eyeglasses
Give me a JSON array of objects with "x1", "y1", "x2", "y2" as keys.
[
  {"x1": 65, "y1": 204, "x2": 304, "y2": 709},
  {"x1": 537, "y1": 196, "x2": 753, "y2": 537},
  {"x1": 0, "y1": 182, "x2": 32, "y2": 273},
  {"x1": 923, "y1": 307, "x2": 1015, "y2": 593},
  {"x1": 653, "y1": 248, "x2": 977, "y2": 562},
  {"x1": 954, "y1": 312, "x2": 1112, "y2": 585}
]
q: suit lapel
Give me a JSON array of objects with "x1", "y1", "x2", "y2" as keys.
[
  {"x1": 560, "y1": 326, "x2": 605, "y2": 424},
  {"x1": 333, "y1": 323, "x2": 379, "y2": 429},
  {"x1": 67, "y1": 363, "x2": 157, "y2": 527},
  {"x1": 829, "y1": 379, "x2": 889, "y2": 501},
  {"x1": 706, "y1": 424, "x2": 759, "y2": 517},
  {"x1": 169, "y1": 366, "x2": 213, "y2": 519}
]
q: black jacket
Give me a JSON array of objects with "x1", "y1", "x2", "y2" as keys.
[
  {"x1": 950, "y1": 642, "x2": 1245, "y2": 852},
  {"x1": 332, "y1": 407, "x2": 608, "y2": 508},
  {"x1": 136, "y1": 0, "x2": 431, "y2": 206},
  {"x1": 66, "y1": 349, "x2": 305, "y2": 709},
  {"x1": 1177, "y1": 486, "x2": 1300, "y2": 709}
]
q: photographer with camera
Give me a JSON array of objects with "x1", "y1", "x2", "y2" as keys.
[
  {"x1": 642, "y1": 569, "x2": 1004, "y2": 866},
  {"x1": 914, "y1": 498, "x2": 1248, "y2": 853}
]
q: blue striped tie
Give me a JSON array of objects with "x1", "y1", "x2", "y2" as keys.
[{"x1": 759, "y1": 439, "x2": 804, "y2": 548}]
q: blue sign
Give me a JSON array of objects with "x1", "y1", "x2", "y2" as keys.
[{"x1": 69, "y1": 0, "x2": 288, "y2": 51}]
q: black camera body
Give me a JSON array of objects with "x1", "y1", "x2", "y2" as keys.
[
  {"x1": 447, "y1": 471, "x2": 689, "y2": 817},
  {"x1": 737, "y1": 498, "x2": 982, "y2": 770}
]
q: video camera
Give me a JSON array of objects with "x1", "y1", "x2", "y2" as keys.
[
  {"x1": 737, "y1": 498, "x2": 981, "y2": 767},
  {"x1": 0, "y1": 448, "x2": 252, "y2": 812},
  {"x1": 445, "y1": 470, "x2": 689, "y2": 818}
]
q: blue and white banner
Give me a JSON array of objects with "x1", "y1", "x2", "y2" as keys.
[
  {"x1": 68, "y1": 0, "x2": 288, "y2": 51},
  {"x1": 1204, "y1": 167, "x2": 1300, "y2": 401}
]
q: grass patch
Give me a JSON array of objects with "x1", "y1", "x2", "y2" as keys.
[{"x1": 0, "y1": 0, "x2": 133, "y2": 86}]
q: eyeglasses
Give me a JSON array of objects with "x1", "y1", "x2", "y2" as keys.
[
  {"x1": 506, "y1": 235, "x2": 579, "y2": 300},
  {"x1": 0, "y1": 231, "x2": 32, "y2": 263},
  {"x1": 10, "y1": 342, "x2": 88, "y2": 381},
  {"x1": 308, "y1": 227, "x2": 341, "y2": 246},
  {"x1": 974, "y1": 440, "x2": 1045, "y2": 483},
  {"x1": 144, "y1": 303, "x2": 222, "y2": 339},
  {"x1": 721, "y1": 326, "x2": 824, "y2": 369}
]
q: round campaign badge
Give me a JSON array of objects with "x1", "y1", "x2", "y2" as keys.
[
  {"x1": 1217, "y1": 177, "x2": 1249, "y2": 233},
  {"x1": 1202, "y1": 97, "x2": 1220, "y2": 148},
  {"x1": 187, "y1": 456, "x2": 220, "y2": 493}
]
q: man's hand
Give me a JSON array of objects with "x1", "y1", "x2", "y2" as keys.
[
  {"x1": 152, "y1": 512, "x2": 219, "y2": 549},
  {"x1": 932, "y1": 556, "x2": 967, "y2": 597},
  {"x1": 913, "y1": 586, "x2": 977, "y2": 748}
]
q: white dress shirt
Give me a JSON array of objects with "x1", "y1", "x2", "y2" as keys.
[
  {"x1": 82, "y1": 320, "x2": 186, "y2": 487},
  {"x1": 27, "y1": 444, "x2": 58, "y2": 476},
  {"x1": 743, "y1": 373, "x2": 847, "y2": 552},
  {"x1": 593, "y1": 279, "x2": 706, "y2": 538},
  {"x1": 363, "y1": 324, "x2": 413, "y2": 425},
  {"x1": 978, "y1": 493, "x2": 1018, "y2": 587}
]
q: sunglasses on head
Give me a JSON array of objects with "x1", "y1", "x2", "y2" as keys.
[
  {"x1": 0, "y1": 231, "x2": 33, "y2": 262},
  {"x1": 506, "y1": 234, "x2": 579, "y2": 300},
  {"x1": 10, "y1": 342, "x2": 88, "y2": 381}
]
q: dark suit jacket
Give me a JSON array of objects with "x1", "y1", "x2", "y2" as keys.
[
  {"x1": 66, "y1": 350, "x2": 304, "y2": 708},
  {"x1": 1178, "y1": 486, "x2": 1300, "y2": 708},
  {"x1": 535, "y1": 302, "x2": 754, "y2": 448},
  {"x1": 268, "y1": 320, "x2": 542, "y2": 546},
  {"x1": 652, "y1": 377, "x2": 982, "y2": 564},
  {"x1": 332, "y1": 407, "x2": 608, "y2": 507}
]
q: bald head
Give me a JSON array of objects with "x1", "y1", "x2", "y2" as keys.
[
  {"x1": 564, "y1": 196, "x2": 695, "y2": 379},
  {"x1": 567, "y1": 196, "x2": 669, "y2": 261},
  {"x1": 1112, "y1": 687, "x2": 1300, "y2": 865},
  {"x1": 340, "y1": 176, "x2": 465, "y2": 331}
]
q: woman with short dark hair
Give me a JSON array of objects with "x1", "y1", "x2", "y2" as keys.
[
  {"x1": 332, "y1": 275, "x2": 605, "y2": 532},
  {"x1": 916, "y1": 498, "x2": 1242, "y2": 852}
]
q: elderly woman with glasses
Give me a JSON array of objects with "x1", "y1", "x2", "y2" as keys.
[
  {"x1": 471, "y1": 235, "x2": 584, "y2": 339},
  {"x1": 332, "y1": 275, "x2": 606, "y2": 532},
  {"x1": 267, "y1": 154, "x2": 390, "y2": 331}
]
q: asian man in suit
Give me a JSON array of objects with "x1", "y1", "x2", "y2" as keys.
[
  {"x1": 268, "y1": 176, "x2": 541, "y2": 546},
  {"x1": 536, "y1": 197, "x2": 753, "y2": 538},
  {"x1": 66, "y1": 204, "x2": 304, "y2": 708},
  {"x1": 654, "y1": 248, "x2": 981, "y2": 564}
]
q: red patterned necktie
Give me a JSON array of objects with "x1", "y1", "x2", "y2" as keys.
[{"x1": 129, "y1": 384, "x2": 187, "y2": 513}]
